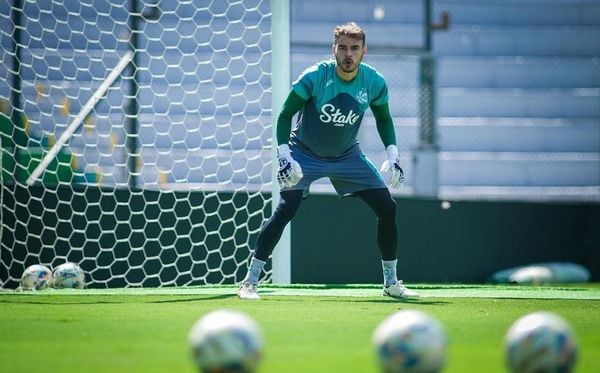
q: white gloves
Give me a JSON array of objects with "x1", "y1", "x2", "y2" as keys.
[
  {"x1": 380, "y1": 145, "x2": 405, "y2": 188},
  {"x1": 277, "y1": 144, "x2": 303, "y2": 189}
]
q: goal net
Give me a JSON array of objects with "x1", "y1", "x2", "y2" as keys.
[{"x1": 0, "y1": 0, "x2": 276, "y2": 288}]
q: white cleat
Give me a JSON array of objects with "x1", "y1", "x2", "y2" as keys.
[
  {"x1": 383, "y1": 281, "x2": 420, "y2": 299},
  {"x1": 238, "y1": 282, "x2": 260, "y2": 300}
]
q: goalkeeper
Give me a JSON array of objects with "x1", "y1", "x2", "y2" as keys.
[{"x1": 239, "y1": 22, "x2": 419, "y2": 300}]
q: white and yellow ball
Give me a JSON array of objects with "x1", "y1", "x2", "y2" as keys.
[
  {"x1": 505, "y1": 311, "x2": 577, "y2": 373},
  {"x1": 188, "y1": 309, "x2": 264, "y2": 372},
  {"x1": 20, "y1": 264, "x2": 53, "y2": 290},
  {"x1": 52, "y1": 262, "x2": 85, "y2": 289},
  {"x1": 373, "y1": 310, "x2": 447, "y2": 373}
]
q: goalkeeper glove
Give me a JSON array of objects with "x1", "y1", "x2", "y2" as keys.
[
  {"x1": 277, "y1": 144, "x2": 303, "y2": 189},
  {"x1": 379, "y1": 144, "x2": 405, "y2": 188}
]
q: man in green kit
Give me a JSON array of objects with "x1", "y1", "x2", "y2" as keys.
[{"x1": 239, "y1": 22, "x2": 420, "y2": 300}]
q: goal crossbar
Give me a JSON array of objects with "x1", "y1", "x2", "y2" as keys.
[{"x1": 26, "y1": 51, "x2": 134, "y2": 186}]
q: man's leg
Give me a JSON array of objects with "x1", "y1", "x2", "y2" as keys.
[
  {"x1": 355, "y1": 188, "x2": 397, "y2": 261},
  {"x1": 253, "y1": 189, "x2": 304, "y2": 262},
  {"x1": 355, "y1": 188, "x2": 419, "y2": 299},
  {"x1": 239, "y1": 190, "x2": 303, "y2": 299}
]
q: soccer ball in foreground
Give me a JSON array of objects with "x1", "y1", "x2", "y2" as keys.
[
  {"x1": 372, "y1": 310, "x2": 446, "y2": 373},
  {"x1": 20, "y1": 264, "x2": 53, "y2": 290},
  {"x1": 52, "y1": 262, "x2": 85, "y2": 289},
  {"x1": 505, "y1": 311, "x2": 577, "y2": 373},
  {"x1": 188, "y1": 309, "x2": 264, "y2": 373}
]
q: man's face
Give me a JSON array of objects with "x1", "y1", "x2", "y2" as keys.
[{"x1": 333, "y1": 35, "x2": 365, "y2": 74}]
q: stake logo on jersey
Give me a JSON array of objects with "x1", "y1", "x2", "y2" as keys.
[
  {"x1": 319, "y1": 100, "x2": 361, "y2": 127},
  {"x1": 290, "y1": 60, "x2": 389, "y2": 158}
]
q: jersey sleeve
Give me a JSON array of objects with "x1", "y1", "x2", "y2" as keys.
[
  {"x1": 291, "y1": 63, "x2": 321, "y2": 100},
  {"x1": 371, "y1": 102, "x2": 396, "y2": 148},
  {"x1": 276, "y1": 90, "x2": 307, "y2": 145},
  {"x1": 370, "y1": 71, "x2": 389, "y2": 106}
]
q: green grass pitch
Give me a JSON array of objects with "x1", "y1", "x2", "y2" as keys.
[{"x1": 1, "y1": 284, "x2": 599, "y2": 372}]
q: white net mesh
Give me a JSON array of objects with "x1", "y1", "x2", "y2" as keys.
[
  {"x1": 0, "y1": 0, "x2": 274, "y2": 288},
  {"x1": 2, "y1": 0, "x2": 598, "y2": 288}
]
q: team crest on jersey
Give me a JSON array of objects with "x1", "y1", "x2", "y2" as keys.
[{"x1": 356, "y1": 88, "x2": 368, "y2": 104}]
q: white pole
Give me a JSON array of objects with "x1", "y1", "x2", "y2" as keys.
[
  {"x1": 26, "y1": 51, "x2": 133, "y2": 186},
  {"x1": 270, "y1": 0, "x2": 291, "y2": 284}
]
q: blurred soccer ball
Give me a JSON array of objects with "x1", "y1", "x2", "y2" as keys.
[
  {"x1": 21, "y1": 264, "x2": 53, "y2": 290},
  {"x1": 372, "y1": 310, "x2": 446, "y2": 373},
  {"x1": 52, "y1": 262, "x2": 85, "y2": 289},
  {"x1": 188, "y1": 309, "x2": 264, "y2": 373},
  {"x1": 505, "y1": 311, "x2": 577, "y2": 373}
]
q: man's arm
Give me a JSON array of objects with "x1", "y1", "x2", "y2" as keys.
[
  {"x1": 370, "y1": 102, "x2": 396, "y2": 148},
  {"x1": 372, "y1": 102, "x2": 405, "y2": 188},
  {"x1": 275, "y1": 90, "x2": 306, "y2": 188},
  {"x1": 276, "y1": 90, "x2": 307, "y2": 146}
]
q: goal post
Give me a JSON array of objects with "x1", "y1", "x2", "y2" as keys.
[{"x1": 270, "y1": 0, "x2": 291, "y2": 284}]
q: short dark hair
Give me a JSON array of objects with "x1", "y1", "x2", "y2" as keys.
[{"x1": 333, "y1": 22, "x2": 365, "y2": 45}]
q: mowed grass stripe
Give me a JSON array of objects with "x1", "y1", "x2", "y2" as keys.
[{"x1": 3, "y1": 283, "x2": 600, "y2": 300}]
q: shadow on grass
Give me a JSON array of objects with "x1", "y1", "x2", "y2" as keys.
[
  {"x1": 327, "y1": 298, "x2": 451, "y2": 306},
  {"x1": 147, "y1": 294, "x2": 236, "y2": 303},
  {"x1": 0, "y1": 298, "x2": 126, "y2": 305},
  {"x1": 263, "y1": 296, "x2": 451, "y2": 306},
  {"x1": 0, "y1": 293, "x2": 237, "y2": 305}
]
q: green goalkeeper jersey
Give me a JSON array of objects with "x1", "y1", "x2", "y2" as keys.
[{"x1": 289, "y1": 59, "x2": 390, "y2": 159}]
